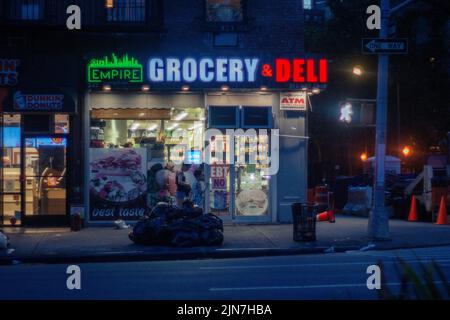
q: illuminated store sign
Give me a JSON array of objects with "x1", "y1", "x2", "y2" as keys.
[
  {"x1": 147, "y1": 57, "x2": 327, "y2": 84},
  {"x1": 87, "y1": 54, "x2": 328, "y2": 87},
  {"x1": 3, "y1": 88, "x2": 76, "y2": 113},
  {"x1": 87, "y1": 53, "x2": 143, "y2": 84},
  {"x1": 148, "y1": 58, "x2": 259, "y2": 83},
  {"x1": 0, "y1": 59, "x2": 20, "y2": 86}
]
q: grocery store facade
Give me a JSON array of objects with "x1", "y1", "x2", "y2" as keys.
[
  {"x1": 0, "y1": 0, "x2": 324, "y2": 227},
  {"x1": 84, "y1": 52, "x2": 327, "y2": 225}
]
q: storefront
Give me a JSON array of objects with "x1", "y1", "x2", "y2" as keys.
[
  {"x1": 1, "y1": 56, "x2": 80, "y2": 227},
  {"x1": 1, "y1": 89, "x2": 76, "y2": 226},
  {"x1": 83, "y1": 53, "x2": 327, "y2": 224}
]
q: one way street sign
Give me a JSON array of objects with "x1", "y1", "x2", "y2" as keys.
[{"x1": 362, "y1": 38, "x2": 408, "y2": 54}]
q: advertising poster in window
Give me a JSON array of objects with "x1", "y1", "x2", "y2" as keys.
[{"x1": 89, "y1": 148, "x2": 147, "y2": 220}]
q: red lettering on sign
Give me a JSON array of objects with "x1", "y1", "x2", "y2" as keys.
[
  {"x1": 274, "y1": 58, "x2": 328, "y2": 84},
  {"x1": 275, "y1": 59, "x2": 290, "y2": 82},
  {"x1": 319, "y1": 59, "x2": 328, "y2": 83},
  {"x1": 293, "y1": 59, "x2": 305, "y2": 82},
  {"x1": 306, "y1": 59, "x2": 318, "y2": 83}
]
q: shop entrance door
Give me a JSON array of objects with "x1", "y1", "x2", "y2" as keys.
[{"x1": 21, "y1": 135, "x2": 69, "y2": 226}]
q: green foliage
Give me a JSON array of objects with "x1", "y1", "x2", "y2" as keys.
[{"x1": 379, "y1": 258, "x2": 450, "y2": 300}]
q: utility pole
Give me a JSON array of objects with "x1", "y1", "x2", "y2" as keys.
[{"x1": 368, "y1": 0, "x2": 390, "y2": 240}]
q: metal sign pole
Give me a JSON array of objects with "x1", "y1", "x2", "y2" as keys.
[{"x1": 368, "y1": 0, "x2": 391, "y2": 240}]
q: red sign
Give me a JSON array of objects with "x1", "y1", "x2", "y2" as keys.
[
  {"x1": 210, "y1": 164, "x2": 229, "y2": 178},
  {"x1": 261, "y1": 58, "x2": 327, "y2": 84},
  {"x1": 212, "y1": 178, "x2": 227, "y2": 190}
]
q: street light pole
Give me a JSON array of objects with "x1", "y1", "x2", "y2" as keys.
[{"x1": 368, "y1": 0, "x2": 390, "y2": 240}]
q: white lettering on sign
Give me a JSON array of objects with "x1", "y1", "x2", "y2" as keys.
[
  {"x1": 210, "y1": 165, "x2": 229, "y2": 178},
  {"x1": 13, "y1": 91, "x2": 64, "y2": 111},
  {"x1": 148, "y1": 57, "x2": 260, "y2": 83}
]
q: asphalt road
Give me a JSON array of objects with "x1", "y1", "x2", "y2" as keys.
[{"x1": 1, "y1": 246, "x2": 450, "y2": 300}]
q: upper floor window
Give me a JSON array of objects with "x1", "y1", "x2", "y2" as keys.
[
  {"x1": 9, "y1": 0, "x2": 44, "y2": 21},
  {"x1": 106, "y1": 0, "x2": 146, "y2": 22},
  {"x1": 206, "y1": 0, "x2": 243, "y2": 22},
  {"x1": 303, "y1": 0, "x2": 313, "y2": 10}
]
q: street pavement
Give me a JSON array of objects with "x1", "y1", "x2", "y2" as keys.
[
  {"x1": 1, "y1": 245, "x2": 450, "y2": 300},
  {"x1": 1, "y1": 215, "x2": 450, "y2": 264}
]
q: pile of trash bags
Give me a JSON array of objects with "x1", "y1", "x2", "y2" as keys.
[{"x1": 129, "y1": 201, "x2": 224, "y2": 247}]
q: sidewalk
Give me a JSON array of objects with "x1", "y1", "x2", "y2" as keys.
[{"x1": 1, "y1": 215, "x2": 450, "y2": 264}]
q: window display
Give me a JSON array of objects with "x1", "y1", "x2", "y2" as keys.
[
  {"x1": 2, "y1": 114, "x2": 22, "y2": 225},
  {"x1": 89, "y1": 107, "x2": 206, "y2": 219}
]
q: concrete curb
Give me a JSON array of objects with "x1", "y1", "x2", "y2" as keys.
[
  {"x1": 2, "y1": 242, "x2": 450, "y2": 266},
  {"x1": 0, "y1": 245, "x2": 359, "y2": 265}
]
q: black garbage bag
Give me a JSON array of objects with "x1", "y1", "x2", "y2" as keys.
[
  {"x1": 171, "y1": 230, "x2": 201, "y2": 247},
  {"x1": 196, "y1": 213, "x2": 223, "y2": 231},
  {"x1": 199, "y1": 228, "x2": 224, "y2": 246},
  {"x1": 129, "y1": 216, "x2": 171, "y2": 245},
  {"x1": 179, "y1": 200, "x2": 203, "y2": 219},
  {"x1": 129, "y1": 217, "x2": 153, "y2": 245},
  {"x1": 150, "y1": 202, "x2": 172, "y2": 219},
  {"x1": 166, "y1": 206, "x2": 184, "y2": 221}
]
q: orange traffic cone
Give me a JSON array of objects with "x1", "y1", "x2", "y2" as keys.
[
  {"x1": 316, "y1": 209, "x2": 335, "y2": 223},
  {"x1": 435, "y1": 196, "x2": 448, "y2": 225},
  {"x1": 407, "y1": 195, "x2": 419, "y2": 222}
]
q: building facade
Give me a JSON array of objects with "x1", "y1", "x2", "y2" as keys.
[{"x1": 0, "y1": 0, "x2": 325, "y2": 226}]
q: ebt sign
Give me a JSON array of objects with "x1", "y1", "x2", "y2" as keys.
[{"x1": 170, "y1": 127, "x2": 280, "y2": 176}]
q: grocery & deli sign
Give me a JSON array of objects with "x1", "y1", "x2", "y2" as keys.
[{"x1": 87, "y1": 53, "x2": 328, "y2": 88}]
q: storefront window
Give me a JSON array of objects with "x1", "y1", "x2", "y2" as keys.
[
  {"x1": 89, "y1": 107, "x2": 206, "y2": 220},
  {"x1": 2, "y1": 114, "x2": 22, "y2": 225},
  {"x1": 206, "y1": 0, "x2": 243, "y2": 22},
  {"x1": 234, "y1": 133, "x2": 270, "y2": 216},
  {"x1": 55, "y1": 114, "x2": 70, "y2": 133}
]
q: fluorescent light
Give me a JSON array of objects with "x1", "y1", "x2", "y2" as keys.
[
  {"x1": 102, "y1": 84, "x2": 111, "y2": 91},
  {"x1": 130, "y1": 123, "x2": 140, "y2": 131},
  {"x1": 138, "y1": 112, "x2": 145, "y2": 117},
  {"x1": 167, "y1": 123, "x2": 179, "y2": 131},
  {"x1": 174, "y1": 111, "x2": 188, "y2": 121},
  {"x1": 188, "y1": 123, "x2": 203, "y2": 130},
  {"x1": 147, "y1": 124, "x2": 157, "y2": 131}
]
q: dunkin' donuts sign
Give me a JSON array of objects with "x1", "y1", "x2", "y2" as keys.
[{"x1": 14, "y1": 91, "x2": 64, "y2": 111}]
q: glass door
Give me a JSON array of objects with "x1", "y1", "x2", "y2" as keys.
[
  {"x1": 233, "y1": 132, "x2": 271, "y2": 222},
  {"x1": 1, "y1": 114, "x2": 22, "y2": 226},
  {"x1": 21, "y1": 135, "x2": 68, "y2": 224}
]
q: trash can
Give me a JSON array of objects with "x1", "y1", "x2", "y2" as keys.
[{"x1": 292, "y1": 203, "x2": 318, "y2": 242}]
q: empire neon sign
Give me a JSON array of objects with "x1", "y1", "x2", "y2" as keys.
[{"x1": 87, "y1": 53, "x2": 143, "y2": 83}]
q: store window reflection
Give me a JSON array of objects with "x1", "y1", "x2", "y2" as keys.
[
  {"x1": 89, "y1": 107, "x2": 206, "y2": 211},
  {"x1": 2, "y1": 114, "x2": 21, "y2": 225},
  {"x1": 234, "y1": 133, "x2": 270, "y2": 216}
]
